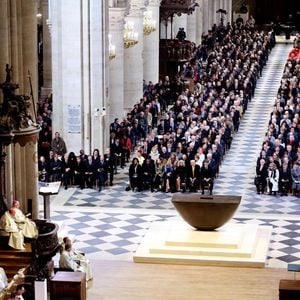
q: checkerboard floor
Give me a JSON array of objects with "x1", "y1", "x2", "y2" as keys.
[{"x1": 47, "y1": 44, "x2": 300, "y2": 269}]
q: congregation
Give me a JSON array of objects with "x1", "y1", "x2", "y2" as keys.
[
  {"x1": 36, "y1": 21, "x2": 277, "y2": 195},
  {"x1": 255, "y1": 35, "x2": 300, "y2": 196}
]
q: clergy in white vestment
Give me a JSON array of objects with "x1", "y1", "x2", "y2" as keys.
[
  {"x1": 12, "y1": 200, "x2": 38, "y2": 238},
  {"x1": 0, "y1": 267, "x2": 8, "y2": 291},
  {"x1": 61, "y1": 237, "x2": 93, "y2": 281},
  {"x1": 0, "y1": 208, "x2": 25, "y2": 250},
  {"x1": 59, "y1": 243, "x2": 86, "y2": 275}
]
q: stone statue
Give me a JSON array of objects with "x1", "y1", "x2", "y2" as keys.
[
  {"x1": 5, "y1": 64, "x2": 12, "y2": 83},
  {"x1": 0, "y1": 65, "x2": 34, "y2": 132}
]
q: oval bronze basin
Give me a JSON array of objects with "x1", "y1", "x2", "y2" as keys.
[{"x1": 171, "y1": 194, "x2": 241, "y2": 230}]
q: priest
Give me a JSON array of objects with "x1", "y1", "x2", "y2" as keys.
[
  {"x1": 11, "y1": 200, "x2": 38, "y2": 238},
  {"x1": 0, "y1": 208, "x2": 25, "y2": 250}
]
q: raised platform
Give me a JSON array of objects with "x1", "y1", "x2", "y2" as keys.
[{"x1": 134, "y1": 220, "x2": 272, "y2": 268}]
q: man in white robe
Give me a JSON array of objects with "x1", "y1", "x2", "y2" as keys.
[
  {"x1": 0, "y1": 208, "x2": 24, "y2": 250},
  {"x1": 12, "y1": 200, "x2": 38, "y2": 238},
  {"x1": 61, "y1": 237, "x2": 93, "y2": 281}
]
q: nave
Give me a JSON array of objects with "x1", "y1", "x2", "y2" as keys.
[{"x1": 47, "y1": 41, "x2": 300, "y2": 298}]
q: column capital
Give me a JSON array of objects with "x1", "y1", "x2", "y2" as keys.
[
  {"x1": 148, "y1": 0, "x2": 161, "y2": 6},
  {"x1": 129, "y1": 0, "x2": 148, "y2": 16},
  {"x1": 109, "y1": 7, "x2": 128, "y2": 30}
]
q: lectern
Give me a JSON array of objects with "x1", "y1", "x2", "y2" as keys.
[{"x1": 39, "y1": 182, "x2": 61, "y2": 219}]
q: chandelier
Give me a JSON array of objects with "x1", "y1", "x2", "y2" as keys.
[
  {"x1": 143, "y1": 10, "x2": 156, "y2": 35},
  {"x1": 123, "y1": 21, "x2": 138, "y2": 49},
  {"x1": 108, "y1": 34, "x2": 116, "y2": 60}
]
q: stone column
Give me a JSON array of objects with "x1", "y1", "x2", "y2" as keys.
[
  {"x1": 41, "y1": 0, "x2": 52, "y2": 97},
  {"x1": 195, "y1": 0, "x2": 203, "y2": 45},
  {"x1": 124, "y1": 0, "x2": 146, "y2": 111},
  {"x1": 186, "y1": 10, "x2": 197, "y2": 43},
  {"x1": 90, "y1": 1, "x2": 109, "y2": 153},
  {"x1": 225, "y1": 0, "x2": 232, "y2": 24},
  {"x1": 52, "y1": 0, "x2": 109, "y2": 154},
  {"x1": 143, "y1": 0, "x2": 160, "y2": 84},
  {"x1": 21, "y1": 0, "x2": 38, "y2": 107},
  {"x1": 0, "y1": 0, "x2": 10, "y2": 93},
  {"x1": 211, "y1": 0, "x2": 217, "y2": 27},
  {"x1": 108, "y1": 7, "x2": 127, "y2": 123},
  {"x1": 202, "y1": 0, "x2": 209, "y2": 34},
  {"x1": 6, "y1": 129, "x2": 40, "y2": 218}
]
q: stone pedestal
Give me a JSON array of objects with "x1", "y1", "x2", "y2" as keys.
[{"x1": 134, "y1": 220, "x2": 272, "y2": 267}]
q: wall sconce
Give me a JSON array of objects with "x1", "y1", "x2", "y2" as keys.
[
  {"x1": 108, "y1": 34, "x2": 116, "y2": 60},
  {"x1": 123, "y1": 21, "x2": 138, "y2": 49},
  {"x1": 143, "y1": 10, "x2": 156, "y2": 36}
]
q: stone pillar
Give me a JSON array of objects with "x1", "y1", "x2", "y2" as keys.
[
  {"x1": 0, "y1": 0, "x2": 10, "y2": 94},
  {"x1": 195, "y1": 0, "x2": 203, "y2": 45},
  {"x1": 0, "y1": 1, "x2": 39, "y2": 218},
  {"x1": 41, "y1": 0, "x2": 52, "y2": 97},
  {"x1": 186, "y1": 10, "x2": 197, "y2": 43},
  {"x1": 143, "y1": 0, "x2": 160, "y2": 84},
  {"x1": 211, "y1": 0, "x2": 217, "y2": 27},
  {"x1": 52, "y1": 0, "x2": 109, "y2": 154},
  {"x1": 4, "y1": 129, "x2": 40, "y2": 218},
  {"x1": 20, "y1": 0, "x2": 38, "y2": 108},
  {"x1": 202, "y1": 0, "x2": 209, "y2": 34},
  {"x1": 90, "y1": 1, "x2": 109, "y2": 153},
  {"x1": 225, "y1": 0, "x2": 232, "y2": 24},
  {"x1": 124, "y1": 0, "x2": 146, "y2": 111},
  {"x1": 108, "y1": 7, "x2": 127, "y2": 122}
]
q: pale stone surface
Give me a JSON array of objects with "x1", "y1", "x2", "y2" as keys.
[
  {"x1": 109, "y1": 7, "x2": 127, "y2": 122},
  {"x1": 51, "y1": 0, "x2": 109, "y2": 153},
  {"x1": 143, "y1": 2, "x2": 160, "y2": 84},
  {"x1": 124, "y1": 1, "x2": 146, "y2": 111}
]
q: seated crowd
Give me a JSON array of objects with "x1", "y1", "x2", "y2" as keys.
[
  {"x1": 255, "y1": 36, "x2": 300, "y2": 196},
  {"x1": 37, "y1": 22, "x2": 276, "y2": 195},
  {"x1": 38, "y1": 147, "x2": 116, "y2": 191}
]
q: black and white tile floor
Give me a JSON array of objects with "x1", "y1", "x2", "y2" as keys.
[{"x1": 46, "y1": 43, "x2": 300, "y2": 268}]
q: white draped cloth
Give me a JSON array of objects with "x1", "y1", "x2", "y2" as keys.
[
  {"x1": 13, "y1": 208, "x2": 38, "y2": 238},
  {"x1": 59, "y1": 249, "x2": 93, "y2": 281},
  {"x1": 0, "y1": 267, "x2": 8, "y2": 291},
  {"x1": 0, "y1": 211, "x2": 24, "y2": 250},
  {"x1": 69, "y1": 249, "x2": 93, "y2": 281}
]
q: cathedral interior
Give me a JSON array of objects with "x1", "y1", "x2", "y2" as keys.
[{"x1": 0, "y1": 0, "x2": 300, "y2": 299}]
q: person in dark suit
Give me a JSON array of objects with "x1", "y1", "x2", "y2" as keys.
[
  {"x1": 74, "y1": 156, "x2": 85, "y2": 189},
  {"x1": 104, "y1": 148, "x2": 115, "y2": 186},
  {"x1": 129, "y1": 158, "x2": 142, "y2": 191},
  {"x1": 62, "y1": 151, "x2": 77, "y2": 189},
  {"x1": 96, "y1": 155, "x2": 108, "y2": 191},
  {"x1": 49, "y1": 153, "x2": 62, "y2": 182},
  {"x1": 187, "y1": 159, "x2": 201, "y2": 192},
  {"x1": 200, "y1": 159, "x2": 214, "y2": 195},
  {"x1": 141, "y1": 157, "x2": 155, "y2": 191},
  {"x1": 255, "y1": 158, "x2": 268, "y2": 194},
  {"x1": 84, "y1": 155, "x2": 96, "y2": 188}
]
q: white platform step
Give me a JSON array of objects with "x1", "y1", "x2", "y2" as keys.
[{"x1": 134, "y1": 221, "x2": 272, "y2": 268}]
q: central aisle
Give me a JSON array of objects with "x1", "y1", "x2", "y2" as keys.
[{"x1": 214, "y1": 44, "x2": 295, "y2": 213}]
